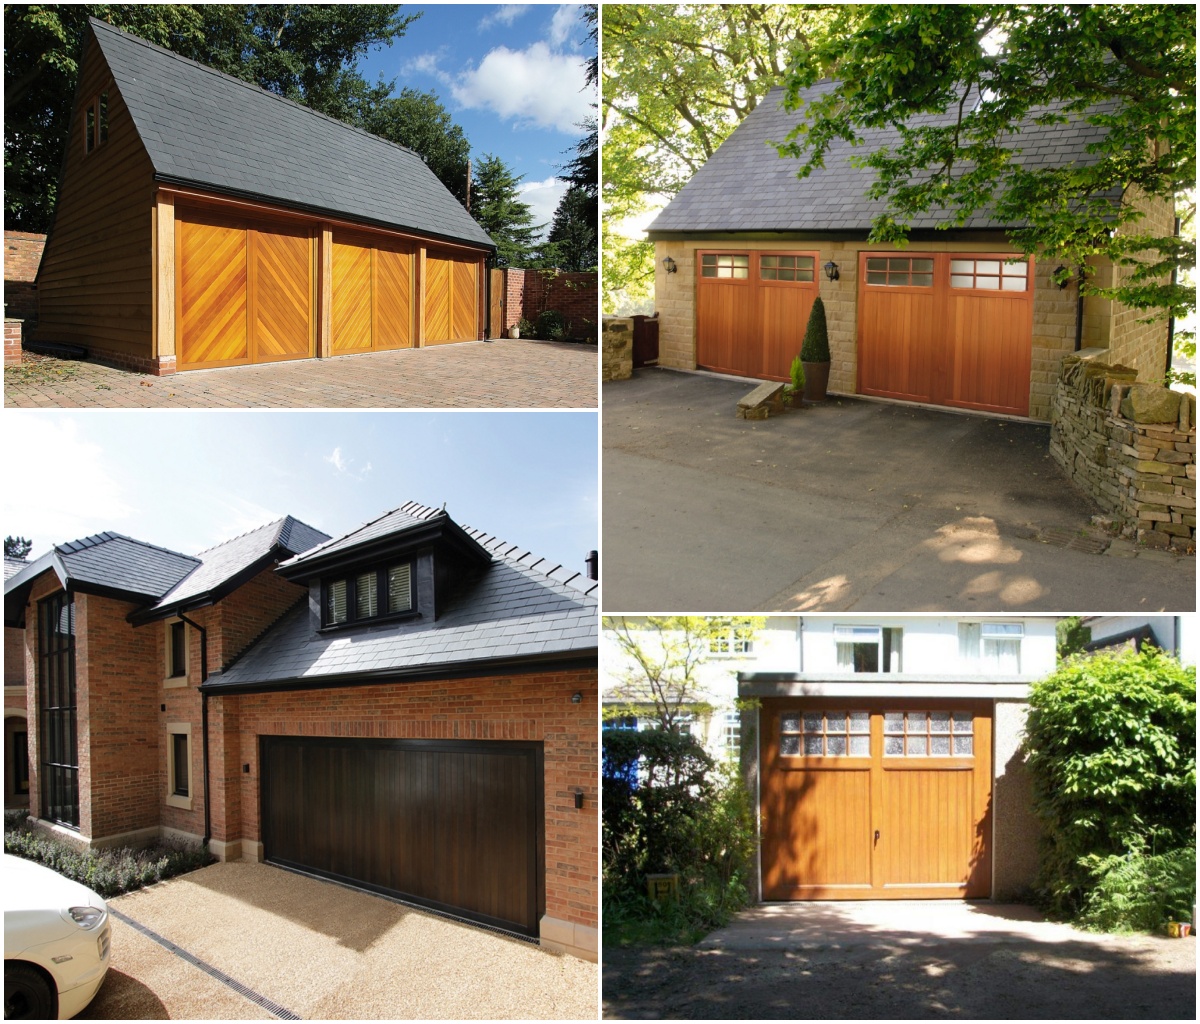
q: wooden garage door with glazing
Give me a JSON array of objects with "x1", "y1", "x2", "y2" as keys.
[
  {"x1": 176, "y1": 204, "x2": 315, "y2": 370},
  {"x1": 760, "y1": 698, "x2": 992, "y2": 900},
  {"x1": 695, "y1": 250, "x2": 819, "y2": 381},
  {"x1": 858, "y1": 252, "x2": 1034, "y2": 416},
  {"x1": 260, "y1": 736, "x2": 544, "y2": 936}
]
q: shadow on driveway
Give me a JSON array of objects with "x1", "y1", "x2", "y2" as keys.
[
  {"x1": 603, "y1": 369, "x2": 1195, "y2": 612},
  {"x1": 603, "y1": 901, "x2": 1197, "y2": 1019}
]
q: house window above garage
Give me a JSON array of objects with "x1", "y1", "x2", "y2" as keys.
[
  {"x1": 959, "y1": 621, "x2": 1023, "y2": 672},
  {"x1": 834, "y1": 625, "x2": 902, "y2": 672},
  {"x1": 323, "y1": 562, "x2": 413, "y2": 627},
  {"x1": 700, "y1": 253, "x2": 749, "y2": 279},
  {"x1": 950, "y1": 258, "x2": 1028, "y2": 291},
  {"x1": 708, "y1": 625, "x2": 754, "y2": 657},
  {"x1": 865, "y1": 256, "x2": 933, "y2": 287}
]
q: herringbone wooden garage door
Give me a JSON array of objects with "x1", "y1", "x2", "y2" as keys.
[
  {"x1": 331, "y1": 231, "x2": 414, "y2": 354},
  {"x1": 176, "y1": 204, "x2": 315, "y2": 370},
  {"x1": 425, "y1": 252, "x2": 480, "y2": 345}
]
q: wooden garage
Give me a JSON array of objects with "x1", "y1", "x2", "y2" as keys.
[
  {"x1": 858, "y1": 252, "x2": 1034, "y2": 416},
  {"x1": 35, "y1": 18, "x2": 495, "y2": 375},
  {"x1": 696, "y1": 250, "x2": 819, "y2": 381},
  {"x1": 760, "y1": 698, "x2": 992, "y2": 900},
  {"x1": 261, "y1": 736, "x2": 544, "y2": 936}
]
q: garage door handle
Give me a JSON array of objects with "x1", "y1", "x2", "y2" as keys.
[{"x1": 874, "y1": 829, "x2": 880, "y2": 843}]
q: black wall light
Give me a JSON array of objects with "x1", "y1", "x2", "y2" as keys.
[
  {"x1": 823, "y1": 260, "x2": 840, "y2": 282},
  {"x1": 571, "y1": 691, "x2": 582, "y2": 703},
  {"x1": 662, "y1": 256, "x2": 677, "y2": 274},
  {"x1": 574, "y1": 789, "x2": 585, "y2": 809}
]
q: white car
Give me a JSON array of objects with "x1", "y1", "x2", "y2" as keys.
[{"x1": 4, "y1": 854, "x2": 111, "y2": 1019}]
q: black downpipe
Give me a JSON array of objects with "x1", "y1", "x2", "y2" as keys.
[
  {"x1": 1166, "y1": 215, "x2": 1181, "y2": 376},
  {"x1": 177, "y1": 613, "x2": 210, "y2": 844},
  {"x1": 1074, "y1": 266, "x2": 1085, "y2": 352},
  {"x1": 484, "y1": 255, "x2": 495, "y2": 342}
]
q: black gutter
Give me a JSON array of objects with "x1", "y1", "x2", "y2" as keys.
[
  {"x1": 153, "y1": 175, "x2": 497, "y2": 255},
  {"x1": 176, "y1": 612, "x2": 211, "y2": 844},
  {"x1": 199, "y1": 649, "x2": 598, "y2": 696}
]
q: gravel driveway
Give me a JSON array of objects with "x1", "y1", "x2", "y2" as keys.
[
  {"x1": 79, "y1": 862, "x2": 598, "y2": 1020},
  {"x1": 603, "y1": 901, "x2": 1196, "y2": 1019}
]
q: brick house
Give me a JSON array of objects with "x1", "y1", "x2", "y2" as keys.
[
  {"x1": 34, "y1": 18, "x2": 496, "y2": 375},
  {"x1": 647, "y1": 83, "x2": 1174, "y2": 422},
  {"x1": 5, "y1": 502, "x2": 599, "y2": 960}
]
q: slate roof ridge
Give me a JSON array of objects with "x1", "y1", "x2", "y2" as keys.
[
  {"x1": 458, "y1": 522, "x2": 597, "y2": 599},
  {"x1": 87, "y1": 17, "x2": 426, "y2": 163},
  {"x1": 55, "y1": 530, "x2": 200, "y2": 568},
  {"x1": 192, "y1": 514, "x2": 327, "y2": 558},
  {"x1": 285, "y1": 501, "x2": 449, "y2": 563}
]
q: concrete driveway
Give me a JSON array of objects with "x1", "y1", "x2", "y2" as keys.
[
  {"x1": 3, "y1": 338, "x2": 596, "y2": 408},
  {"x1": 79, "y1": 862, "x2": 598, "y2": 1020},
  {"x1": 603, "y1": 369, "x2": 1195, "y2": 612},
  {"x1": 602, "y1": 901, "x2": 1197, "y2": 1019}
]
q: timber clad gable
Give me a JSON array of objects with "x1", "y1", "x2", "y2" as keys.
[{"x1": 35, "y1": 18, "x2": 496, "y2": 375}]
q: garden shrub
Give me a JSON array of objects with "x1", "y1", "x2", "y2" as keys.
[
  {"x1": 4, "y1": 815, "x2": 213, "y2": 898},
  {"x1": 602, "y1": 727, "x2": 756, "y2": 943},
  {"x1": 535, "y1": 309, "x2": 568, "y2": 341},
  {"x1": 1077, "y1": 844, "x2": 1196, "y2": 933},
  {"x1": 799, "y1": 296, "x2": 830, "y2": 363},
  {"x1": 1024, "y1": 646, "x2": 1195, "y2": 927}
]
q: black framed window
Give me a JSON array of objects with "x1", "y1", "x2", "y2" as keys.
[
  {"x1": 38, "y1": 592, "x2": 78, "y2": 828},
  {"x1": 13, "y1": 729, "x2": 29, "y2": 794},
  {"x1": 323, "y1": 562, "x2": 413, "y2": 627},
  {"x1": 169, "y1": 620, "x2": 187, "y2": 678},
  {"x1": 171, "y1": 733, "x2": 189, "y2": 797}
]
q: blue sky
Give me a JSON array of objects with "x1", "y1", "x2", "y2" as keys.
[
  {"x1": 4, "y1": 411, "x2": 598, "y2": 574},
  {"x1": 360, "y1": 3, "x2": 595, "y2": 235}
]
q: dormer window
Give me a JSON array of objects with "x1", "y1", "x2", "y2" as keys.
[{"x1": 323, "y1": 563, "x2": 413, "y2": 627}]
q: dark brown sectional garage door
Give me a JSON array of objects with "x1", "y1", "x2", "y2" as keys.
[{"x1": 261, "y1": 736, "x2": 544, "y2": 936}]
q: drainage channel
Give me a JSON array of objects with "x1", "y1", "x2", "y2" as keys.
[{"x1": 108, "y1": 908, "x2": 301, "y2": 1020}]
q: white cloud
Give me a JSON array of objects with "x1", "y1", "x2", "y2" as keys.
[
  {"x1": 549, "y1": 4, "x2": 580, "y2": 47},
  {"x1": 479, "y1": 4, "x2": 531, "y2": 30},
  {"x1": 3, "y1": 416, "x2": 135, "y2": 553},
  {"x1": 325, "y1": 447, "x2": 373, "y2": 482},
  {"x1": 519, "y1": 176, "x2": 570, "y2": 238},
  {"x1": 403, "y1": 51, "x2": 450, "y2": 83},
  {"x1": 451, "y1": 42, "x2": 590, "y2": 133}
]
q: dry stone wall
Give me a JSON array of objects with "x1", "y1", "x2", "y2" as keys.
[
  {"x1": 602, "y1": 317, "x2": 633, "y2": 381},
  {"x1": 1050, "y1": 355, "x2": 1196, "y2": 549}
]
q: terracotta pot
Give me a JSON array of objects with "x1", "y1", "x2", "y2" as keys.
[{"x1": 803, "y1": 361, "x2": 830, "y2": 402}]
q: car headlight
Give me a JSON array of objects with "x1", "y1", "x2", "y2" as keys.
[{"x1": 67, "y1": 906, "x2": 105, "y2": 929}]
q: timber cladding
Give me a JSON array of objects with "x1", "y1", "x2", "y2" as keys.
[{"x1": 759, "y1": 697, "x2": 993, "y2": 900}]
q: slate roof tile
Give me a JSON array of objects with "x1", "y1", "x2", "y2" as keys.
[{"x1": 89, "y1": 17, "x2": 494, "y2": 251}]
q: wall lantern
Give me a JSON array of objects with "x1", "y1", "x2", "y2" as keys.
[
  {"x1": 662, "y1": 256, "x2": 678, "y2": 274},
  {"x1": 571, "y1": 691, "x2": 582, "y2": 703},
  {"x1": 573, "y1": 789, "x2": 585, "y2": 809},
  {"x1": 823, "y1": 260, "x2": 840, "y2": 282}
]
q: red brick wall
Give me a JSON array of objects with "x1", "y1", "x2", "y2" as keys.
[
  {"x1": 504, "y1": 269, "x2": 598, "y2": 339},
  {"x1": 5, "y1": 625, "x2": 25, "y2": 689},
  {"x1": 4, "y1": 319, "x2": 22, "y2": 366},
  {"x1": 4, "y1": 231, "x2": 45, "y2": 322},
  {"x1": 210, "y1": 667, "x2": 598, "y2": 930}
]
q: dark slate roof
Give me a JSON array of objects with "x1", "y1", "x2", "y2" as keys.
[
  {"x1": 648, "y1": 82, "x2": 1115, "y2": 235},
  {"x1": 280, "y1": 503, "x2": 455, "y2": 569},
  {"x1": 89, "y1": 17, "x2": 495, "y2": 251},
  {"x1": 211, "y1": 501, "x2": 597, "y2": 689},
  {"x1": 4, "y1": 558, "x2": 29, "y2": 582},
  {"x1": 148, "y1": 515, "x2": 330, "y2": 615}
]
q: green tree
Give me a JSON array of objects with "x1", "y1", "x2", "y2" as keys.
[
  {"x1": 1024, "y1": 647, "x2": 1195, "y2": 923},
  {"x1": 601, "y1": 4, "x2": 833, "y2": 310},
  {"x1": 1055, "y1": 616, "x2": 1092, "y2": 661},
  {"x1": 603, "y1": 615, "x2": 763, "y2": 731},
  {"x1": 4, "y1": 536, "x2": 33, "y2": 559},
  {"x1": 469, "y1": 154, "x2": 541, "y2": 268},
  {"x1": 544, "y1": 184, "x2": 596, "y2": 271},
  {"x1": 4, "y1": 4, "x2": 418, "y2": 230},
  {"x1": 778, "y1": 3, "x2": 1195, "y2": 377},
  {"x1": 363, "y1": 88, "x2": 471, "y2": 205}
]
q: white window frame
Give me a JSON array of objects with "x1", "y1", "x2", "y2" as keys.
[
  {"x1": 165, "y1": 722, "x2": 193, "y2": 810},
  {"x1": 834, "y1": 625, "x2": 902, "y2": 673},
  {"x1": 959, "y1": 621, "x2": 1023, "y2": 672},
  {"x1": 708, "y1": 626, "x2": 754, "y2": 658}
]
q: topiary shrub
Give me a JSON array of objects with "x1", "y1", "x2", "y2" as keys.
[
  {"x1": 1024, "y1": 646, "x2": 1195, "y2": 927},
  {"x1": 799, "y1": 296, "x2": 830, "y2": 363}
]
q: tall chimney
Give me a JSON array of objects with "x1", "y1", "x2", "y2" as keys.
[{"x1": 585, "y1": 550, "x2": 598, "y2": 580}]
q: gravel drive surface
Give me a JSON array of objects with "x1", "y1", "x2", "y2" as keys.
[{"x1": 85, "y1": 861, "x2": 598, "y2": 1020}]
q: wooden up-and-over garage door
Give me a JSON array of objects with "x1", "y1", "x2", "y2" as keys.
[
  {"x1": 760, "y1": 698, "x2": 992, "y2": 900},
  {"x1": 858, "y1": 253, "x2": 1034, "y2": 416},
  {"x1": 696, "y1": 250, "x2": 819, "y2": 381},
  {"x1": 261, "y1": 736, "x2": 544, "y2": 936}
]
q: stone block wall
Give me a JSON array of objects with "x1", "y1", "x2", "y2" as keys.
[
  {"x1": 1050, "y1": 355, "x2": 1196, "y2": 549},
  {"x1": 602, "y1": 316, "x2": 633, "y2": 381}
]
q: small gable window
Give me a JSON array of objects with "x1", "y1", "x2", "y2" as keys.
[
  {"x1": 84, "y1": 90, "x2": 109, "y2": 154},
  {"x1": 323, "y1": 562, "x2": 413, "y2": 627}
]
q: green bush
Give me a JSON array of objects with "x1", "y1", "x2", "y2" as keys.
[
  {"x1": 789, "y1": 355, "x2": 806, "y2": 395},
  {"x1": 602, "y1": 728, "x2": 756, "y2": 944},
  {"x1": 1024, "y1": 646, "x2": 1195, "y2": 926},
  {"x1": 516, "y1": 317, "x2": 536, "y2": 337},
  {"x1": 4, "y1": 817, "x2": 213, "y2": 898},
  {"x1": 1077, "y1": 844, "x2": 1195, "y2": 933},
  {"x1": 534, "y1": 309, "x2": 568, "y2": 340},
  {"x1": 799, "y1": 296, "x2": 830, "y2": 363}
]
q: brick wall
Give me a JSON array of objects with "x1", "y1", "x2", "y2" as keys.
[
  {"x1": 209, "y1": 667, "x2": 599, "y2": 935},
  {"x1": 4, "y1": 231, "x2": 45, "y2": 322},
  {"x1": 5, "y1": 625, "x2": 25, "y2": 688},
  {"x1": 653, "y1": 238, "x2": 1089, "y2": 421},
  {"x1": 5, "y1": 319, "x2": 22, "y2": 366},
  {"x1": 504, "y1": 268, "x2": 598, "y2": 339}
]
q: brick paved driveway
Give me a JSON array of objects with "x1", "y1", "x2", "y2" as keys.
[{"x1": 4, "y1": 339, "x2": 596, "y2": 408}]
